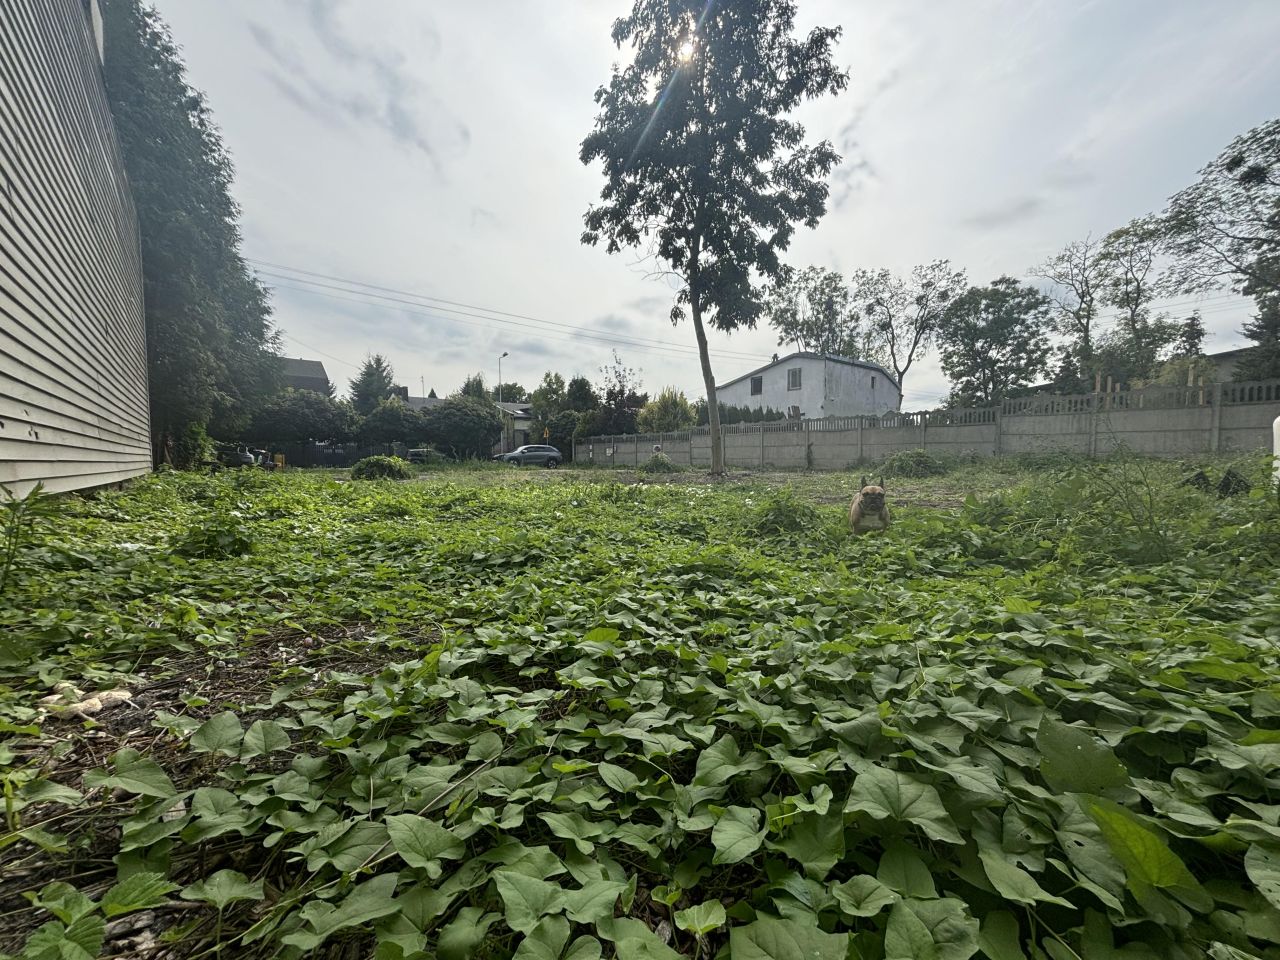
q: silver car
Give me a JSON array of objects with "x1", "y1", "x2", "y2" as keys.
[{"x1": 495, "y1": 444, "x2": 562, "y2": 468}]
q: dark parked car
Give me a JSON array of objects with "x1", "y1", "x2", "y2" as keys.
[{"x1": 494, "y1": 444, "x2": 562, "y2": 468}]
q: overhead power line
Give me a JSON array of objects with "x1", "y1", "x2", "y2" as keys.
[
  {"x1": 263, "y1": 277, "x2": 775, "y2": 367},
  {"x1": 250, "y1": 259, "x2": 773, "y2": 364}
]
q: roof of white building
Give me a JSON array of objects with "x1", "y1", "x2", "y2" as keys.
[{"x1": 716, "y1": 351, "x2": 898, "y2": 392}]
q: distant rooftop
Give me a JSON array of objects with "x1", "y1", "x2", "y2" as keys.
[
  {"x1": 282, "y1": 357, "x2": 328, "y2": 380},
  {"x1": 717, "y1": 351, "x2": 898, "y2": 392}
]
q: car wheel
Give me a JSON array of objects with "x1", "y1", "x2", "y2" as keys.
[
  {"x1": 508, "y1": 458, "x2": 520, "y2": 467},
  {"x1": 545, "y1": 458, "x2": 559, "y2": 469}
]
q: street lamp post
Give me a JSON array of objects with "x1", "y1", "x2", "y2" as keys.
[{"x1": 498, "y1": 351, "x2": 509, "y2": 453}]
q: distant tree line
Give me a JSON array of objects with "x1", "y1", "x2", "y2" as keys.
[{"x1": 764, "y1": 116, "x2": 1280, "y2": 408}]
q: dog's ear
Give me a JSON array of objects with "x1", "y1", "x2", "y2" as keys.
[
  {"x1": 877, "y1": 475, "x2": 884, "y2": 489},
  {"x1": 860, "y1": 475, "x2": 867, "y2": 489}
]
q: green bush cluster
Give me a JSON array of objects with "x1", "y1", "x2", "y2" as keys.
[
  {"x1": 350, "y1": 456, "x2": 412, "y2": 481},
  {"x1": 876, "y1": 448, "x2": 949, "y2": 478},
  {"x1": 639, "y1": 452, "x2": 679, "y2": 474}
]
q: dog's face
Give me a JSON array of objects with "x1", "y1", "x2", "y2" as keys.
[{"x1": 857, "y1": 476, "x2": 886, "y2": 512}]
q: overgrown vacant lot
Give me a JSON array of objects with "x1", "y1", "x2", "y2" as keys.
[{"x1": 2, "y1": 459, "x2": 1279, "y2": 959}]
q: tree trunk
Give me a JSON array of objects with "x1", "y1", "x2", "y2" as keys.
[{"x1": 690, "y1": 295, "x2": 723, "y2": 476}]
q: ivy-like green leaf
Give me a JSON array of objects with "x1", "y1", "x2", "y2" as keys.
[
  {"x1": 512, "y1": 915, "x2": 571, "y2": 960},
  {"x1": 831, "y1": 875, "x2": 896, "y2": 918},
  {"x1": 493, "y1": 870, "x2": 566, "y2": 935},
  {"x1": 711, "y1": 805, "x2": 765, "y2": 864},
  {"x1": 1037, "y1": 718, "x2": 1128, "y2": 794},
  {"x1": 1246, "y1": 844, "x2": 1280, "y2": 911},
  {"x1": 597, "y1": 762, "x2": 641, "y2": 793},
  {"x1": 386, "y1": 814, "x2": 465, "y2": 869},
  {"x1": 84, "y1": 749, "x2": 175, "y2": 799},
  {"x1": 978, "y1": 911, "x2": 1028, "y2": 960},
  {"x1": 846, "y1": 767, "x2": 962, "y2": 844},
  {"x1": 673, "y1": 899, "x2": 727, "y2": 934},
  {"x1": 884, "y1": 899, "x2": 980, "y2": 960},
  {"x1": 728, "y1": 915, "x2": 849, "y2": 960},
  {"x1": 283, "y1": 873, "x2": 400, "y2": 951},
  {"x1": 978, "y1": 848, "x2": 1073, "y2": 908},
  {"x1": 436, "y1": 906, "x2": 500, "y2": 960},
  {"x1": 190, "y1": 711, "x2": 244, "y2": 757},
  {"x1": 101, "y1": 872, "x2": 178, "y2": 917},
  {"x1": 241, "y1": 719, "x2": 291, "y2": 759},
  {"x1": 563, "y1": 880, "x2": 628, "y2": 923},
  {"x1": 180, "y1": 870, "x2": 265, "y2": 910},
  {"x1": 693, "y1": 734, "x2": 764, "y2": 786},
  {"x1": 1085, "y1": 797, "x2": 1212, "y2": 912}
]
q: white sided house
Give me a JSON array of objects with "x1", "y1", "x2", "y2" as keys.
[{"x1": 715, "y1": 352, "x2": 899, "y2": 420}]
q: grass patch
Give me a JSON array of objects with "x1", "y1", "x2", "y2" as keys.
[{"x1": 0, "y1": 457, "x2": 1278, "y2": 958}]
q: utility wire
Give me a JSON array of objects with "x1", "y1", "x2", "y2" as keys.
[
  {"x1": 265, "y1": 279, "x2": 775, "y2": 366},
  {"x1": 251, "y1": 259, "x2": 772, "y2": 363}
]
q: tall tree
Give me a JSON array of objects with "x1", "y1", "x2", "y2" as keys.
[
  {"x1": 1156, "y1": 118, "x2": 1280, "y2": 298},
  {"x1": 1237, "y1": 294, "x2": 1280, "y2": 381},
  {"x1": 529, "y1": 372, "x2": 568, "y2": 422},
  {"x1": 637, "y1": 387, "x2": 697, "y2": 433},
  {"x1": 100, "y1": 0, "x2": 279, "y2": 465},
  {"x1": 938, "y1": 277, "x2": 1053, "y2": 407},
  {"x1": 247, "y1": 389, "x2": 354, "y2": 443},
  {"x1": 849, "y1": 260, "x2": 966, "y2": 405},
  {"x1": 458, "y1": 373, "x2": 488, "y2": 400},
  {"x1": 422, "y1": 397, "x2": 503, "y2": 459},
  {"x1": 581, "y1": 352, "x2": 648, "y2": 436},
  {"x1": 1032, "y1": 236, "x2": 1105, "y2": 382},
  {"x1": 581, "y1": 0, "x2": 847, "y2": 474},
  {"x1": 349, "y1": 355, "x2": 396, "y2": 416},
  {"x1": 565, "y1": 376, "x2": 600, "y2": 412},
  {"x1": 1095, "y1": 219, "x2": 1179, "y2": 385},
  {"x1": 360, "y1": 397, "x2": 424, "y2": 445},
  {"x1": 1099, "y1": 218, "x2": 1162, "y2": 332},
  {"x1": 489, "y1": 382, "x2": 528, "y2": 403},
  {"x1": 1173, "y1": 311, "x2": 1206, "y2": 358},
  {"x1": 766, "y1": 266, "x2": 879, "y2": 361}
]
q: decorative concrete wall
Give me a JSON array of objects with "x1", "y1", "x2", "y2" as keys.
[{"x1": 578, "y1": 381, "x2": 1280, "y2": 469}]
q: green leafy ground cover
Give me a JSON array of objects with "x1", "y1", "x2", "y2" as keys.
[{"x1": 1, "y1": 458, "x2": 1279, "y2": 959}]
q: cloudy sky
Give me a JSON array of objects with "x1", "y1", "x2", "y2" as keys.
[{"x1": 150, "y1": 0, "x2": 1279, "y2": 408}]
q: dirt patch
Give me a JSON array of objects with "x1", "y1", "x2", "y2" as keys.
[{"x1": 0, "y1": 623, "x2": 421, "y2": 956}]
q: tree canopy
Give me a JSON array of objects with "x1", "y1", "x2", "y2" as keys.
[
  {"x1": 565, "y1": 376, "x2": 600, "y2": 413},
  {"x1": 100, "y1": 0, "x2": 279, "y2": 466},
  {"x1": 247, "y1": 389, "x2": 355, "y2": 444},
  {"x1": 458, "y1": 373, "x2": 488, "y2": 400},
  {"x1": 1156, "y1": 117, "x2": 1280, "y2": 298},
  {"x1": 489, "y1": 382, "x2": 528, "y2": 403},
  {"x1": 349, "y1": 355, "x2": 397, "y2": 416},
  {"x1": 938, "y1": 278, "x2": 1052, "y2": 407},
  {"x1": 766, "y1": 267, "x2": 879, "y2": 361},
  {"x1": 637, "y1": 387, "x2": 697, "y2": 433},
  {"x1": 581, "y1": 0, "x2": 847, "y2": 473},
  {"x1": 423, "y1": 397, "x2": 503, "y2": 459},
  {"x1": 360, "y1": 398, "x2": 424, "y2": 446},
  {"x1": 850, "y1": 260, "x2": 966, "y2": 404}
]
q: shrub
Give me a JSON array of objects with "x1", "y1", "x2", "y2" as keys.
[
  {"x1": 640, "y1": 452, "x2": 678, "y2": 474},
  {"x1": 878, "y1": 448, "x2": 948, "y2": 478},
  {"x1": 351, "y1": 456, "x2": 412, "y2": 481},
  {"x1": 422, "y1": 397, "x2": 503, "y2": 460},
  {"x1": 747, "y1": 487, "x2": 818, "y2": 536},
  {"x1": 176, "y1": 511, "x2": 254, "y2": 558}
]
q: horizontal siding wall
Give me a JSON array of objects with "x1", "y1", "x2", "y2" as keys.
[{"x1": 0, "y1": 0, "x2": 149, "y2": 495}]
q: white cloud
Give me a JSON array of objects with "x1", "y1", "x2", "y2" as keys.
[{"x1": 154, "y1": 0, "x2": 1277, "y2": 407}]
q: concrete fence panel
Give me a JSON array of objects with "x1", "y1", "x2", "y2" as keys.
[{"x1": 581, "y1": 380, "x2": 1280, "y2": 471}]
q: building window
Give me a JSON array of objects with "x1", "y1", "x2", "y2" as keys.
[
  {"x1": 787, "y1": 368, "x2": 802, "y2": 390},
  {"x1": 750, "y1": 375, "x2": 763, "y2": 395}
]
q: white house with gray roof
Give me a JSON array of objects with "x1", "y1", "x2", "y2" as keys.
[{"x1": 715, "y1": 352, "x2": 899, "y2": 419}]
